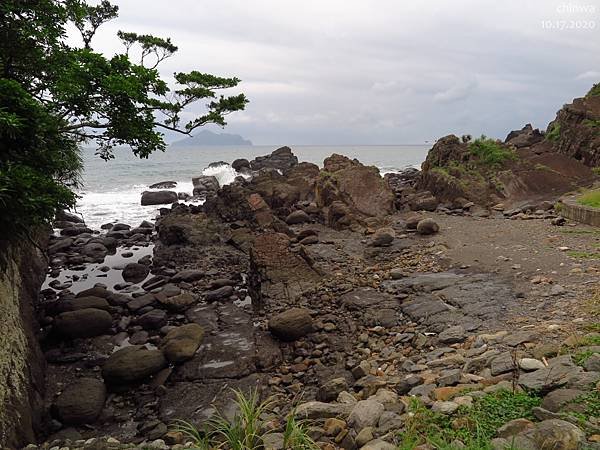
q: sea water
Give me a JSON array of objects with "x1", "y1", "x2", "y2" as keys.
[{"x1": 77, "y1": 144, "x2": 429, "y2": 228}]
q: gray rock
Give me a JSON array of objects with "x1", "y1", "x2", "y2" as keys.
[
  {"x1": 490, "y1": 352, "x2": 517, "y2": 376},
  {"x1": 138, "y1": 309, "x2": 167, "y2": 330},
  {"x1": 82, "y1": 242, "x2": 108, "y2": 261},
  {"x1": 102, "y1": 346, "x2": 167, "y2": 384},
  {"x1": 55, "y1": 378, "x2": 106, "y2": 425},
  {"x1": 532, "y1": 419, "x2": 585, "y2": 450},
  {"x1": 317, "y1": 377, "x2": 349, "y2": 402},
  {"x1": 141, "y1": 190, "x2": 178, "y2": 206},
  {"x1": 370, "y1": 230, "x2": 394, "y2": 247},
  {"x1": 122, "y1": 263, "x2": 150, "y2": 284},
  {"x1": 431, "y1": 401, "x2": 459, "y2": 414},
  {"x1": 161, "y1": 324, "x2": 204, "y2": 363},
  {"x1": 54, "y1": 308, "x2": 112, "y2": 338},
  {"x1": 416, "y1": 218, "x2": 439, "y2": 235},
  {"x1": 295, "y1": 401, "x2": 352, "y2": 419},
  {"x1": 149, "y1": 181, "x2": 177, "y2": 189},
  {"x1": 519, "y1": 357, "x2": 582, "y2": 392},
  {"x1": 360, "y1": 439, "x2": 396, "y2": 450},
  {"x1": 540, "y1": 389, "x2": 584, "y2": 413},
  {"x1": 127, "y1": 293, "x2": 155, "y2": 311},
  {"x1": 205, "y1": 285, "x2": 234, "y2": 301},
  {"x1": 285, "y1": 210, "x2": 310, "y2": 225},
  {"x1": 438, "y1": 325, "x2": 466, "y2": 344},
  {"x1": 584, "y1": 353, "x2": 600, "y2": 372},
  {"x1": 518, "y1": 358, "x2": 546, "y2": 371},
  {"x1": 348, "y1": 399, "x2": 384, "y2": 430},
  {"x1": 192, "y1": 175, "x2": 219, "y2": 197},
  {"x1": 268, "y1": 308, "x2": 313, "y2": 341}
]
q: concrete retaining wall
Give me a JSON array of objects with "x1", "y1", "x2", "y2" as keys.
[{"x1": 560, "y1": 195, "x2": 600, "y2": 227}]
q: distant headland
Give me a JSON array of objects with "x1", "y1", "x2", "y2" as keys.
[{"x1": 170, "y1": 130, "x2": 252, "y2": 147}]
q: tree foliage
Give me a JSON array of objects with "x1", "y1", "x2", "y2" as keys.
[{"x1": 0, "y1": 0, "x2": 247, "y2": 235}]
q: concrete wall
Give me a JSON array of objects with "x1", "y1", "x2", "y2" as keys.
[
  {"x1": 561, "y1": 196, "x2": 600, "y2": 227},
  {"x1": 0, "y1": 240, "x2": 46, "y2": 449}
]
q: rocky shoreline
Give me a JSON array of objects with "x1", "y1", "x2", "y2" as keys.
[
  {"x1": 31, "y1": 142, "x2": 599, "y2": 450},
  {"x1": 27, "y1": 94, "x2": 600, "y2": 450}
]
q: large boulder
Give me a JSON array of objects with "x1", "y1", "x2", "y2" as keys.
[
  {"x1": 54, "y1": 378, "x2": 106, "y2": 425},
  {"x1": 81, "y1": 242, "x2": 108, "y2": 261},
  {"x1": 532, "y1": 419, "x2": 585, "y2": 450},
  {"x1": 192, "y1": 175, "x2": 219, "y2": 197},
  {"x1": 232, "y1": 158, "x2": 250, "y2": 171},
  {"x1": 268, "y1": 308, "x2": 313, "y2": 341},
  {"x1": 316, "y1": 154, "x2": 394, "y2": 218},
  {"x1": 250, "y1": 146, "x2": 298, "y2": 172},
  {"x1": 54, "y1": 308, "x2": 112, "y2": 338},
  {"x1": 102, "y1": 346, "x2": 167, "y2": 384},
  {"x1": 122, "y1": 262, "x2": 150, "y2": 284},
  {"x1": 161, "y1": 324, "x2": 205, "y2": 363},
  {"x1": 141, "y1": 190, "x2": 178, "y2": 206}
]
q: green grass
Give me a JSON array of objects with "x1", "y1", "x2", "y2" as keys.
[
  {"x1": 577, "y1": 189, "x2": 600, "y2": 208},
  {"x1": 593, "y1": 167, "x2": 600, "y2": 176},
  {"x1": 566, "y1": 250, "x2": 600, "y2": 260},
  {"x1": 469, "y1": 136, "x2": 517, "y2": 167},
  {"x1": 573, "y1": 349, "x2": 595, "y2": 366},
  {"x1": 583, "y1": 119, "x2": 600, "y2": 128},
  {"x1": 172, "y1": 389, "x2": 318, "y2": 450},
  {"x1": 546, "y1": 123, "x2": 561, "y2": 142},
  {"x1": 587, "y1": 83, "x2": 600, "y2": 98},
  {"x1": 395, "y1": 390, "x2": 541, "y2": 449}
]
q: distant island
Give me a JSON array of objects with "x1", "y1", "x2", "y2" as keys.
[{"x1": 170, "y1": 130, "x2": 252, "y2": 147}]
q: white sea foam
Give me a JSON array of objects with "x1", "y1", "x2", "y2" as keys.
[
  {"x1": 76, "y1": 164, "x2": 247, "y2": 229},
  {"x1": 201, "y1": 163, "x2": 243, "y2": 186}
]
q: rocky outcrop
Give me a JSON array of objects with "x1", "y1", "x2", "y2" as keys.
[
  {"x1": 249, "y1": 146, "x2": 298, "y2": 172},
  {"x1": 316, "y1": 154, "x2": 395, "y2": 223},
  {"x1": 191, "y1": 175, "x2": 219, "y2": 198},
  {"x1": 505, "y1": 124, "x2": 544, "y2": 148},
  {"x1": 417, "y1": 135, "x2": 595, "y2": 208},
  {"x1": 0, "y1": 239, "x2": 46, "y2": 448},
  {"x1": 547, "y1": 91, "x2": 600, "y2": 166}
]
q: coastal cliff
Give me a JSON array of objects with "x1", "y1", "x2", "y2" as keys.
[{"x1": 0, "y1": 239, "x2": 47, "y2": 448}]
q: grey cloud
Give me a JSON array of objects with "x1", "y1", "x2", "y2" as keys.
[{"x1": 86, "y1": 0, "x2": 600, "y2": 144}]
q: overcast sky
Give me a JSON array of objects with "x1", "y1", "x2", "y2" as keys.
[{"x1": 87, "y1": 0, "x2": 600, "y2": 145}]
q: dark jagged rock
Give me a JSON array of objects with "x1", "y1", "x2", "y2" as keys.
[
  {"x1": 249, "y1": 146, "x2": 298, "y2": 172},
  {"x1": 505, "y1": 123, "x2": 543, "y2": 148},
  {"x1": 547, "y1": 91, "x2": 600, "y2": 166},
  {"x1": 232, "y1": 158, "x2": 250, "y2": 171},
  {"x1": 192, "y1": 175, "x2": 219, "y2": 197},
  {"x1": 141, "y1": 190, "x2": 178, "y2": 206},
  {"x1": 316, "y1": 154, "x2": 395, "y2": 220},
  {"x1": 149, "y1": 181, "x2": 177, "y2": 189}
]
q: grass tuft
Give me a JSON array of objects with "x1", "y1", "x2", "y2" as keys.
[{"x1": 172, "y1": 389, "x2": 318, "y2": 450}]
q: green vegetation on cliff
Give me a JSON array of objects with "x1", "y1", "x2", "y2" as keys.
[
  {"x1": 0, "y1": 0, "x2": 247, "y2": 236},
  {"x1": 546, "y1": 123, "x2": 561, "y2": 142},
  {"x1": 469, "y1": 136, "x2": 517, "y2": 167},
  {"x1": 586, "y1": 83, "x2": 600, "y2": 98}
]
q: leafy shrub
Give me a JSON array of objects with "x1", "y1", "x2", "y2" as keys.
[
  {"x1": 397, "y1": 390, "x2": 541, "y2": 448},
  {"x1": 546, "y1": 123, "x2": 561, "y2": 142},
  {"x1": 469, "y1": 135, "x2": 517, "y2": 167}
]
